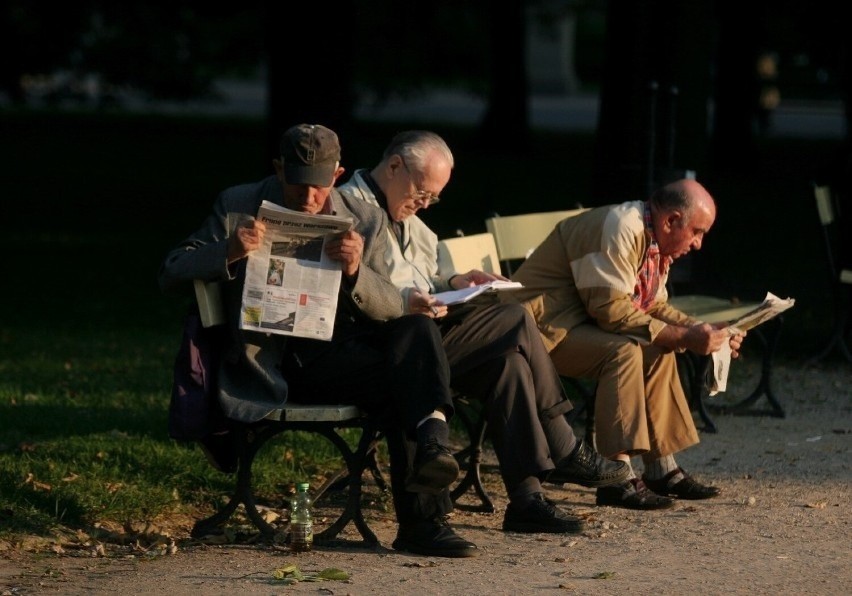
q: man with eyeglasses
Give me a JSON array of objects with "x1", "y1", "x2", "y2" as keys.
[
  {"x1": 338, "y1": 130, "x2": 629, "y2": 535},
  {"x1": 160, "y1": 124, "x2": 480, "y2": 558}
]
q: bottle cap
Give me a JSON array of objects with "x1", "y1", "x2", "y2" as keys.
[{"x1": 297, "y1": 482, "x2": 310, "y2": 491}]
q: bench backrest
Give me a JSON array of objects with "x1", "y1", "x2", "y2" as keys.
[
  {"x1": 485, "y1": 209, "x2": 589, "y2": 275},
  {"x1": 436, "y1": 232, "x2": 501, "y2": 276}
]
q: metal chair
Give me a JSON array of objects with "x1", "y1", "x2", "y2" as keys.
[{"x1": 806, "y1": 183, "x2": 852, "y2": 364}]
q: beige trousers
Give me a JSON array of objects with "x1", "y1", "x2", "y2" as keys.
[{"x1": 549, "y1": 323, "x2": 699, "y2": 459}]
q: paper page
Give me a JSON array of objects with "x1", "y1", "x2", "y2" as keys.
[
  {"x1": 239, "y1": 201, "x2": 353, "y2": 340},
  {"x1": 709, "y1": 341, "x2": 732, "y2": 396},
  {"x1": 432, "y1": 280, "x2": 524, "y2": 306}
]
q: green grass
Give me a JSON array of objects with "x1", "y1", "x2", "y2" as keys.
[{"x1": 0, "y1": 107, "x2": 845, "y2": 544}]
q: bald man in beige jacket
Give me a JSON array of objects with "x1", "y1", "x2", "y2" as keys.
[{"x1": 509, "y1": 179, "x2": 746, "y2": 510}]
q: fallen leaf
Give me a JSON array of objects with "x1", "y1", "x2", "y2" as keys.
[
  {"x1": 317, "y1": 568, "x2": 349, "y2": 580},
  {"x1": 805, "y1": 501, "x2": 827, "y2": 509}
]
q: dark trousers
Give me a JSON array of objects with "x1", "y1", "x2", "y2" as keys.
[
  {"x1": 440, "y1": 302, "x2": 577, "y2": 494},
  {"x1": 285, "y1": 314, "x2": 454, "y2": 524}
]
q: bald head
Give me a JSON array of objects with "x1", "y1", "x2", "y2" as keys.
[{"x1": 650, "y1": 179, "x2": 717, "y2": 259}]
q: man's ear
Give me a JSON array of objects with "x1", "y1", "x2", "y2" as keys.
[
  {"x1": 666, "y1": 210, "x2": 683, "y2": 230},
  {"x1": 332, "y1": 165, "x2": 346, "y2": 184}
]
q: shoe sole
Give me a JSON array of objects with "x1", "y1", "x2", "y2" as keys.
[
  {"x1": 595, "y1": 497, "x2": 675, "y2": 510},
  {"x1": 548, "y1": 464, "x2": 631, "y2": 488},
  {"x1": 405, "y1": 457, "x2": 460, "y2": 495},
  {"x1": 392, "y1": 540, "x2": 479, "y2": 558},
  {"x1": 640, "y1": 476, "x2": 722, "y2": 500}
]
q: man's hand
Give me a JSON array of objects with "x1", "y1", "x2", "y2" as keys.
[
  {"x1": 681, "y1": 323, "x2": 732, "y2": 355},
  {"x1": 408, "y1": 287, "x2": 448, "y2": 318},
  {"x1": 656, "y1": 322, "x2": 736, "y2": 355},
  {"x1": 325, "y1": 230, "x2": 364, "y2": 278},
  {"x1": 449, "y1": 269, "x2": 509, "y2": 289},
  {"x1": 228, "y1": 218, "x2": 266, "y2": 264}
]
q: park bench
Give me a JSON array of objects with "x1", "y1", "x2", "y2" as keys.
[{"x1": 187, "y1": 280, "x2": 386, "y2": 546}]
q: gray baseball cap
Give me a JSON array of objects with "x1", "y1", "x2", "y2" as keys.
[{"x1": 279, "y1": 123, "x2": 341, "y2": 186}]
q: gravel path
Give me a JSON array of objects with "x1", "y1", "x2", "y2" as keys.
[{"x1": 2, "y1": 362, "x2": 850, "y2": 595}]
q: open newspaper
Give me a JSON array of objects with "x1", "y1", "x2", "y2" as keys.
[
  {"x1": 239, "y1": 200, "x2": 352, "y2": 340},
  {"x1": 710, "y1": 292, "x2": 795, "y2": 394}
]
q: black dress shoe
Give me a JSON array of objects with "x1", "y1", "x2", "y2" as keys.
[
  {"x1": 503, "y1": 493, "x2": 586, "y2": 534},
  {"x1": 643, "y1": 468, "x2": 721, "y2": 500},
  {"x1": 596, "y1": 479, "x2": 675, "y2": 510},
  {"x1": 406, "y1": 438, "x2": 460, "y2": 494},
  {"x1": 547, "y1": 440, "x2": 630, "y2": 488},
  {"x1": 393, "y1": 516, "x2": 479, "y2": 558}
]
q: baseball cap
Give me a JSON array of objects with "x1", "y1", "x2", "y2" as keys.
[{"x1": 279, "y1": 124, "x2": 341, "y2": 186}]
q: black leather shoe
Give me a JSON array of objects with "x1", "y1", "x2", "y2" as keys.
[
  {"x1": 406, "y1": 438, "x2": 460, "y2": 494},
  {"x1": 643, "y1": 468, "x2": 721, "y2": 500},
  {"x1": 596, "y1": 478, "x2": 675, "y2": 510},
  {"x1": 547, "y1": 440, "x2": 630, "y2": 488},
  {"x1": 393, "y1": 516, "x2": 479, "y2": 558},
  {"x1": 503, "y1": 493, "x2": 586, "y2": 534}
]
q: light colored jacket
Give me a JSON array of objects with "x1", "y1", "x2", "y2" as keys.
[
  {"x1": 338, "y1": 169, "x2": 455, "y2": 312},
  {"x1": 159, "y1": 175, "x2": 404, "y2": 422},
  {"x1": 509, "y1": 201, "x2": 696, "y2": 352}
]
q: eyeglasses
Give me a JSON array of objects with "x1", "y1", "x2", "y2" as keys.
[{"x1": 399, "y1": 156, "x2": 441, "y2": 206}]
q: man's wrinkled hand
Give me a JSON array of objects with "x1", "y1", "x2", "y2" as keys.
[
  {"x1": 228, "y1": 217, "x2": 266, "y2": 264},
  {"x1": 409, "y1": 287, "x2": 448, "y2": 318},
  {"x1": 450, "y1": 268, "x2": 509, "y2": 289},
  {"x1": 326, "y1": 230, "x2": 364, "y2": 278}
]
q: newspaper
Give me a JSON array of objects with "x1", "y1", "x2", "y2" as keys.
[
  {"x1": 238, "y1": 200, "x2": 352, "y2": 340},
  {"x1": 710, "y1": 292, "x2": 795, "y2": 395},
  {"x1": 433, "y1": 280, "x2": 524, "y2": 306}
]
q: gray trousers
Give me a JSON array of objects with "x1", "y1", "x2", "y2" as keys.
[{"x1": 439, "y1": 301, "x2": 577, "y2": 495}]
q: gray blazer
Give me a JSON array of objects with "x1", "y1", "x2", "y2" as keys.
[{"x1": 159, "y1": 175, "x2": 404, "y2": 422}]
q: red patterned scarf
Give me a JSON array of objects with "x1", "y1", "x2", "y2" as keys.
[{"x1": 632, "y1": 202, "x2": 672, "y2": 312}]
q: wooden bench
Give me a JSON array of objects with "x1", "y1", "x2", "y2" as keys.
[{"x1": 189, "y1": 281, "x2": 385, "y2": 546}]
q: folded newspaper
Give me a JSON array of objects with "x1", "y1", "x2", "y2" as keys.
[
  {"x1": 710, "y1": 292, "x2": 795, "y2": 395},
  {"x1": 239, "y1": 200, "x2": 352, "y2": 340},
  {"x1": 432, "y1": 280, "x2": 524, "y2": 306}
]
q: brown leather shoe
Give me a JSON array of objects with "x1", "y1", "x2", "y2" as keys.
[{"x1": 642, "y1": 468, "x2": 721, "y2": 500}]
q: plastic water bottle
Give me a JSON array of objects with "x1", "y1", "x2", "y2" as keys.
[{"x1": 289, "y1": 482, "x2": 313, "y2": 552}]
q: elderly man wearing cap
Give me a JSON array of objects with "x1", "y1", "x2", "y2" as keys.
[
  {"x1": 159, "y1": 123, "x2": 478, "y2": 558},
  {"x1": 338, "y1": 130, "x2": 630, "y2": 535}
]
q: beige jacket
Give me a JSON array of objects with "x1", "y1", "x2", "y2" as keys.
[{"x1": 508, "y1": 201, "x2": 696, "y2": 352}]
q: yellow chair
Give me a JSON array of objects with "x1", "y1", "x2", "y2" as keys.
[
  {"x1": 436, "y1": 232, "x2": 501, "y2": 276},
  {"x1": 485, "y1": 209, "x2": 589, "y2": 275},
  {"x1": 807, "y1": 183, "x2": 852, "y2": 364}
]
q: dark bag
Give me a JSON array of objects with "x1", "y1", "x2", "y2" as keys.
[{"x1": 168, "y1": 306, "x2": 229, "y2": 441}]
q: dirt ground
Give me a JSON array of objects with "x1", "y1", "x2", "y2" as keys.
[{"x1": 2, "y1": 362, "x2": 850, "y2": 595}]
